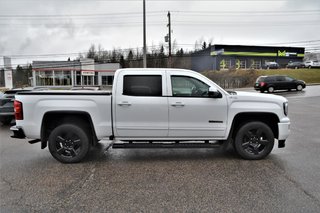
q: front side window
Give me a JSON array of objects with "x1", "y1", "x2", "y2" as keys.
[
  {"x1": 171, "y1": 76, "x2": 209, "y2": 97},
  {"x1": 123, "y1": 75, "x2": 162, "y2": 96},
  {"x1": 285, "y1": 76, "x2": 294, "y2": 81}
]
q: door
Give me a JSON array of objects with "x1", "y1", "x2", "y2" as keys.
[
  {"x1": 114, "y1": 71, "x2": 169, "y2": 138},
  {"x1": 168, "y1": 74, "x2": 228, "y2": 138},
  {"x1": 275, "y1": 76, "x2": 286, "y2": 90},
  {"x1": 284, "y1": 76, "x2": 296, "y2": 89}
]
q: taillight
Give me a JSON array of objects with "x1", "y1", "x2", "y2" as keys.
[
  {"x1": 14, "y1": 100, "x2": 23, "y2": 120},
  {"x1": 260, "y1": 82, "x2": 266, "y2": 87}
]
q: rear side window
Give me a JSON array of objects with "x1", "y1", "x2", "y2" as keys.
[
  {"x1": 123, "y1": 75, "x2": 162, "y2": 96},
  {"x1": 276, "y1": 76, "x2": 286, "y2": 81},
  {"x1": 256, "y1": 77, "x2": 265, "y2": 82},
  {"x1": 265, "y1": 76, "x2": 275, "y2": 82}
]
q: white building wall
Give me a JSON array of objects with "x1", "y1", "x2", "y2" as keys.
[{"x1": 95, "y1": 63, "x2": 120, "y2": 85}]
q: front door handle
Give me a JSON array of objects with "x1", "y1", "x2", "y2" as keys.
[
  {"x1": 171, "y1": 102, "x2": 185, "y2": 107},
  {"x1": 118, "y1": 101, "x2": 131, "y2": 106}
]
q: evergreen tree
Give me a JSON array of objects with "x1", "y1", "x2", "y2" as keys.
[
  {"x1": 120, "y1": 55, "x2": 125, "y2": 68},
  {"x1": 202, "y1": 41, "x2": 207, "y2": 49},
  {"x1": 87, "y1": 44, "x2": 96, "y2": 60},
  {"x1": 127, "y1": 50, "x2": 134, "y2": 61}
]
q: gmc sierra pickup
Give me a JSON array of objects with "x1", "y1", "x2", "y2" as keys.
[{"x1": 11, "y1": 68, "x2": 290, "y2": 163}]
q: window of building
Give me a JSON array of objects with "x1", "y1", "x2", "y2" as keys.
[
  {"x1": 235, "y1": 59, "x2": 246, "y2": 69},
  {"x1": 75, "y1": 71, "x2": 81, "y2": 85},
  {"x1": 250, "y1": 60, "x2": 262, "y2": 69},
  {"x1": 171, "y1": 76, "x2": 209, "y2": 97},
  {"x1": 219, "y1": 59, "x2": 231, "y2": 70},
  {"x1": 102, "y1": 76, "x2": 114, "y2": 85},
  {"x1": 35, "y1": 71, "x2": 53, "y2": 86},
  {"x1": 123, "y1": 75, "x2": 162, "y2": 96},
  {"x1": 102, "y1": 76, "x2": 107, "y2": 85},
  {"x1": 54, "y1": 71, "x2": 71, "y2": 86},
  {"x1": 108, "y1": 76, "x2": 114, "y2": 85}
]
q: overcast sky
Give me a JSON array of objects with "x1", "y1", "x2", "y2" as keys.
[{"x1": 0, "y1": 0, "x2": 319, "y2": 67}]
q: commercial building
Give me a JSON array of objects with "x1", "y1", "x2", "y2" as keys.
[
  {"x1": 32, "y1": 59, "x2": 120, "y2": 87},
  {"x1": 191, "y1": 44, "x2": 305, "y2": 71}
]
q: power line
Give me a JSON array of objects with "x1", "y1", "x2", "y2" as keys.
[
  {"x1": 172, "y1": 9, "x2": 320, "y2": 14},
  {"x1": 0, "y1": 20, "x2": 319, "y2": 28},
  {"x1": 0, "y1": 11, "x2": 165, "y2": 18},
  {"x1": 260, "y1": 40, "x2": 320, "y2": 45},
  {"x1": 0, "y1": 9, "x2": 318, "y2": 18}
]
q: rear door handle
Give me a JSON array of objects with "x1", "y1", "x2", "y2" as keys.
[
  {"x1": 171, "y1": 102, "x2": 185, "y2": 107},
  {"x1": 118, "y1": 101, "x2": 131, "y2": 106}
]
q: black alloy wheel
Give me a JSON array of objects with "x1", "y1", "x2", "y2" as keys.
[
  {"x1": 48, "y1": 124, "x2": 90, "y2": 163},
  {"x1": 234, "y1": 121, "x2": 274, "y2": 160}
]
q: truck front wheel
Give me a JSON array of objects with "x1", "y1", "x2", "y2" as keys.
[
  {"x1": 48, "y1": 124, "x2": 90, "y2": 163},
  {"x1": 234, "y1": 121, "x2": 274, "y2": 160}
]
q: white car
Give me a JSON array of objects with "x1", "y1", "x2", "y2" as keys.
[
  {"x1": 11, "y1": 68, "x2": 290, "y2": 163},
  {"x1": 304, "y1": 60, "x2": 320, "y2": 68}
]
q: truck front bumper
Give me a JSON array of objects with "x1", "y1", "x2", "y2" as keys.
[
  {"x1": 278, "y1": 119, "x2": 290, "y2": 141},
  {"x1": 10, "y1": 126, "x2": 26, "y2": 139}
]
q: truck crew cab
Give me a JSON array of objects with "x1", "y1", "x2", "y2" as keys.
[{"x1": 11, "y1": 69, "x2": 290, "y2": 163}]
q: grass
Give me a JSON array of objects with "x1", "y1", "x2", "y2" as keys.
[{"x1": 257, "y1": 68, "x2": 320, "y2": 84}]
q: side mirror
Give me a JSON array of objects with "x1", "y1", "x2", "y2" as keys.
[{"x1": 208, "y1": 87, "x2": 222, "y2": 98}]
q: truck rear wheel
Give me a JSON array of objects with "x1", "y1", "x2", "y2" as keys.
[
  {"x1": 48, "y1": 124, "x2": 90, "y2": 163},
  {"x1": 234, "y1": 121, "x2": 274, "y2": 160}
]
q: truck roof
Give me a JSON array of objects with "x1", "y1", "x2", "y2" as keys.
[{"x1": 116, "y1": 68, "x2": 192, "y2": 72}]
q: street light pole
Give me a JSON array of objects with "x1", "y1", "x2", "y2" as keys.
[{"x1": 143, "y1": 0, "x2": 147, "y2": 68}]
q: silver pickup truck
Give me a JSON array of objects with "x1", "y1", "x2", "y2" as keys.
[{"x1": 11, "y1": 68, "x2": 290, "y2": 163}]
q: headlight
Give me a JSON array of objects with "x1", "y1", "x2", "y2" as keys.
[{"x1": 283, "y1": 102, "x2": 288, "y2": 116}]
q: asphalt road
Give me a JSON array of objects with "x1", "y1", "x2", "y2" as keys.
[{"x1": 1, "y1": 86, "x2": 320, "y2": 212}]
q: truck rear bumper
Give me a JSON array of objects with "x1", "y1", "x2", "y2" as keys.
[{"x1": 10, "y1": 126, "x2": 26, "y2": 139}]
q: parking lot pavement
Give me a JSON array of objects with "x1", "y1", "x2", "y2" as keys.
[{"x1": 1, "y1": 86, "x2": 320, "y2": 212}]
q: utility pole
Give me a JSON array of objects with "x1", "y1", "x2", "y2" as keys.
[
  {"x1": 143, "y1": 0, "x2": 147, "y2": 68},
  {"x1": 167, "y1": 11, "x2": 171, "y2": 57}
]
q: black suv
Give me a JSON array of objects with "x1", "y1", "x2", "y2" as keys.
[{"x1": 254, "y1": 75, "x2": 306, "y2": 93}]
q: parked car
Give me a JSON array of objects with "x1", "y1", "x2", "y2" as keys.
[
  {"x1": 304, "y1": 60, "x2": 320, "y2": 69},
  {"x1": 286, "y1": 61, "x2": 305, "y2": 69},
  {"x1": 0, "y1": 87, "x2": 48, "y2": 125},
  {"x1": 71, "y1": 86, "x2": 100, "y2": 91},
  {"x1": 263, "y1": 62, "x2": 279, "y2": 69},
  {"x1": 254, "y1": 75, "x2": 306, "y2": 93}
]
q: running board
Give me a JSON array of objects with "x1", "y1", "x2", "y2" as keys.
[{"x1": 112, "y1": 142, "x2": 222, "y2": 149}]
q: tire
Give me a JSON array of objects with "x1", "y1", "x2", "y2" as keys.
[
  {"x1": 296, "y1": 84, "x2": 303, "y2": 91},
  {"x1": 48, "y1": 124, "x2": 90, "y2": 163},
  {"x1": 267, "y1": 86, "x2": 274, "y2": 93},
  {"x1": 234, "y1": 121, "x2": 274, "y2": 160}
]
